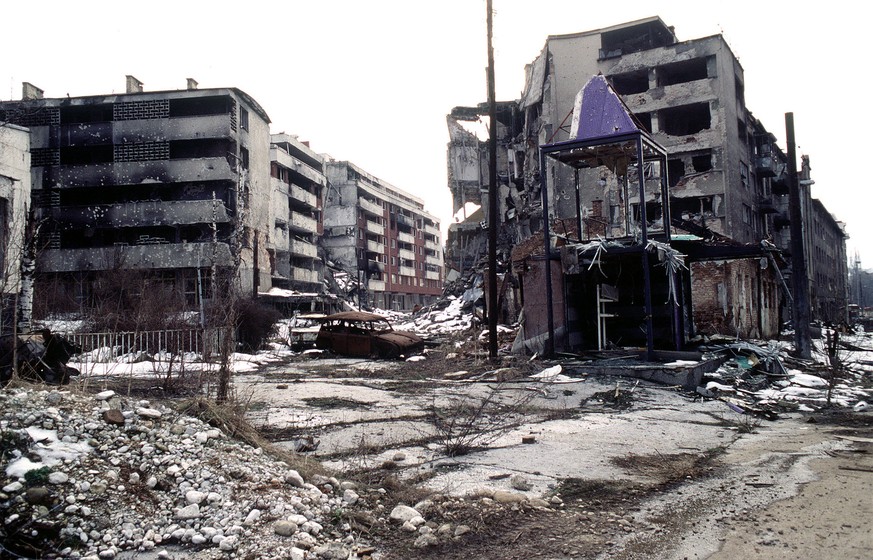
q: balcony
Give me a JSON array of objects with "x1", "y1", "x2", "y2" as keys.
[
  {"x1": 271, "y1": 147, "x2": 327, "y2": 186},
  {"x1": 289, "y1": 211, "x2": 317, "y2": 233},
  {"x1": 398, "y1": 248, "x2": 416, "y2": 261},
  {"x1": 399, "y1": 266, "x2": 416, "y2": 277},
  {"x1": 113, "y1": 114, "x2": 235, "y2": 144},
  {"x1": 424, "y1": 223, "x2": 440, "y2": 237},
  {"x1": 38, "y1": 241, "x2": 234, "y2": 273},
  {"x1": 425, "y1": 238, "x2": 441, "y2": 251},
  {"x1": 396, "y1": 214, "x2": 414, "y2": 228},
  {"x1": 289, "y1": 184, "x2": 317, "y2": 208},
  {"x1": 57, "y1": 157, "x2": 235, "y2": 188},
  {"x1": 759, "y1": 197, "x2": 779, "y2": 214},
  {"x1": 368, "y1": 279, "x2": 386, "y2": 292},
  {"x1": 426, "y1": 270, "x2": 441, "y2": 281},
  {"x1": 755, "y1": 155, "x2": 779, "y2": 178},
  {"x1": 291, "y1": 268, "x2": 320, "y2": 284},
  {"x1": 397, "y1": 231, "x2": 415, "y2": 244},
  {"x1": 426, "y1": 254, "x2": 442, "y2": 266},
  {"x1": 358, "y1": 197, "x2": 384, "y2": 217},
  {"x1": 366, "y1": 239, "x2": 385, "y2": 254},
  {"x1": 365, "y1": 220, "x2": 385, "y2": 236},
  {"x1": 289, "y1": 239, "x2": 318, "y2": 259},
  {"x1": 50, "y1": 199, "x2": 231, "y2": 228}
]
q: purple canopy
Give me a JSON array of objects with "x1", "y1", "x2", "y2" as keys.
[{"x1": 569, "y1": 75, "x2": 641, "y2": 141}]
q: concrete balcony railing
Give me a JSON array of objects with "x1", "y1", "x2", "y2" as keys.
[
  {"x1": 58, "y1": 157, "x2": 235, "y2": 188},
  {"x1": 398, "y1": 249, "x2": 416, "y2": 261},
  {"x1": 621, "y1": 78, "x2": 718, "y2": 113},
  {"x1": 358, "y1": 197, "x2": 384, "y2": 217},
  {"x1": 426, "y1": 254, "x2": 442, "y2": 266},
  {"x1": 366, "y1": 240, "x2": 385, "y2": 254},
  {"x1": 289, "y1": 211, "x2": 317, "y2": 233},
  {"x1": 288, "y1": 239, "x2": 318, "y2": 259},
  {"x1": 113, "y1": 114, "x2": 235, "y2": 144},
  {"x1": 397, "y1": 231, "x2": 415, "y2": 244},
  {"x1": 365, "y1": 220, "x2": 385, "y2": 236},
  {"x1": 425, "y1": 238, "x2": 441, "y2": 251},
  {"x1": 426, "y1": 270, "x2": 441, "y2": 281},
  {"x1": 291, "y1": 268, "x2": 320, "y2": 284},
  {"x1": 396, "y1": 213, "x2": 414, "y2": 228},
  {"x1": 38, "y1": 242, "x2": 234, "y2": 274},
  {"x1": 399, "y1": 266, "x2": 416, "y2": 277},
  {"x1": 50, "y1": 199, "x2": 232, "y2": 228},
  {"x1": 289, "y1": 184, "x2": 317, "y2": 208},
  {"x1": 424, "y1": 223, "x2": 440, "y2": 237},
  {"x1": 271, "y1": 147, "x2": 326, "y2": 186},
  {"x1": 367, "y1": 279, "x2": 386, "y2": 292}
]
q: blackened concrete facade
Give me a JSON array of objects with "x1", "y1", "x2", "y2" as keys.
[{"x1": 0, "y1": 81, "x2": 273, "y2": 307}]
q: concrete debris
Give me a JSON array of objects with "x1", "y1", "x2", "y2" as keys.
[{"x1": 0, "y1": 388, "x2": 369, "y2": 559}]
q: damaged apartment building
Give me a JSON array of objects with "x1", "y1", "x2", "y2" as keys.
[
  {"x1": 0, "y1": 79, "x2": 276, "y2": 310},
  {"x1": 447, "y1": 16, "x2": 848, "y2": 350},
  {"x1": 322, "y1": 161, "x2": 443, "y2": 310},
  {"x1": 1, "y1": 79, "x2": 444, "y2": 318}
]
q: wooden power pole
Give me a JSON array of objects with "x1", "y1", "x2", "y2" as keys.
[
  {"x1": 786, "y1": 112, "x2": 811, "y2": 359},
  {"x1": 486, "y1": 0, "x2": 498, "y2": 361}
]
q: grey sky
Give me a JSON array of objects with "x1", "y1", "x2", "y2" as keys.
[{"x1": 5, "y1": 0, "x2": 867, "y2": 267}]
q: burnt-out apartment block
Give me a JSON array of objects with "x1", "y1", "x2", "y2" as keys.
[
  {"x1": 269, "y1": 134, "x2": 325, "y2": 293},
  {"x1": 323, "y1": 161, "x2": 442, "y2": 311},
  {"x1": 447, "y1": 16, "x2": 848, "y2": 337},
  {"x1": 0, "y1": 80, "x2": 273, "y2": 307}
]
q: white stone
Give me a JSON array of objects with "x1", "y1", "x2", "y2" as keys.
[
  {"x1": 136, "y1": 407, "x2": 162, "y2": 419},
  {"x1": 389, "y1": 505, "x2": 421, "y2": 523},
  {"x1": 342, "y1": 489, "x2": 359, "y2": 505},
  {"x1": 244, "y1": 508, "x2": 261, "y2": 525},
  {"x1": 3, "y1": 482, "x2": 23, "y2": 493},
  {"x1": 96, "y1": 390, "x2": 115, "y2": 401},
  {"x1": 218, "y1": 536, "x2": 238, "y2": 551},
  {"x1": 175, "y1": 504, "x2": 200, "y2": 520},
  {"x1": 284, "y1": 470, "x2": 305, "y2": 487},
  {"x1": 49, "y1": 472, "x2": 69, "y2": 484},
  {"x1": 185, "y1": 490, "x2": 205, "y2": 505}
]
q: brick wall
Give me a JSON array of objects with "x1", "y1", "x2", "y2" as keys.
[{"x1": 691, "y1": 258, "x2": 780, "y2": 339}]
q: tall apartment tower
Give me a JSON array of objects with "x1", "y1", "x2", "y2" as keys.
[
  {"x1": 0, "y1": 81, "x2": 273, "y2": 307},
  {"x1": 269, "y1": 134, "x2": 325, "y2": 293},
  {"x1": 322, "y1": 161, "x2": 442, "y2": 311}
]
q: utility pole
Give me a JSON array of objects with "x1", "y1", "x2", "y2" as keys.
[
  {"x1": 486, "y1": 0, "x2": 499, "y2": 361},
  {"x1": 786, "y1": 112, "x2": 811, "y2": 359}
]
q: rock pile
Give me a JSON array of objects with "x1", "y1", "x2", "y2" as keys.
[{"x1": 0, "y1": 388, "x2": 365, "y2": 559}]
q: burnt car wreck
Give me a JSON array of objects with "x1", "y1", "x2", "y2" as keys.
[{"x1": 314, "y1": 311, "x2": 424, "y2": 358}]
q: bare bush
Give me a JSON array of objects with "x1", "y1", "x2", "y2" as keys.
[{"x1": 425, "y1": 384, "x2": 538, "y2": 457}]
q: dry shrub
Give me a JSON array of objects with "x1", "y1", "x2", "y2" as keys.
[{"x1": 178, "y1": 397, "x2": 327, "y2": 480}]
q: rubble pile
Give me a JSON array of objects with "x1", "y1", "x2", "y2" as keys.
[
  {"x1": 0, "y1": 388, "x2": 368, "y2": 559},
  {"x1": 699, "y1": 333, "x2": 873, "y2": 416},
  {"x1": 394, "y1": 289, "x2": 481, "y2": 337}
]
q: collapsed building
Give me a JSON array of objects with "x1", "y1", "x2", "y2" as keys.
[{"x1": 446, "y1": 16, "x2": 848, "y2": 352}]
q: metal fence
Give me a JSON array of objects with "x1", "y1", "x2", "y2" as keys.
[{"x1": 60, "y1": 327, "x2": 234, "y2": 362}]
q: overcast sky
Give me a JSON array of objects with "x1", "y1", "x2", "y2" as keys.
[{"x1": 5, "y1": 0, "x2": 868, "y2": 268}]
